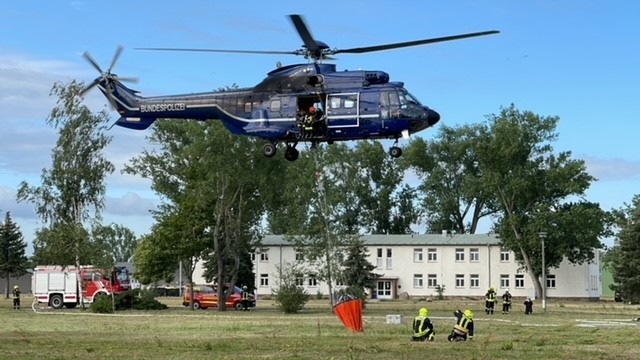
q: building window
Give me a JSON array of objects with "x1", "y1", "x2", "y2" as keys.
[
  {"x1": 260, "y1": 251, "x2": 269, "y2": 262},
  {"x1": 250, "y1": 253, "x2": 256, "y2": 261},
  {"x1": 295, "y1": 251, "x2": 304, "y2": 261},
  {"x1": 386, "y1": 248, "x2": 393, "y2": 270},
  {"x1": 500, "y1": 249, "x2": 510, "y2": 262},
  {"x1": 515, "y1": 274, "x2": 525, "y2": 289},
  {"x1": 470, "y1": 274, "x2": 480, "y2": 288},
  {"x1": 546, "y1": 274, "x2": 556, "y2": 289},
  {"x1": 455, "y1": 274, "x2": 465, "y2": 288},
  {"x1": 295, "y1": 277, "x2": 304, "y2": 286},
  {"x1": 427, "y1": 248, "x2": 437, "y2": 262},
  {"x1": 470, "y1": 248, "x2": 480, "y2": 262},
  {"x1": 500, "y1": 274, "x2": 510, "y2": 289},
  {"x1": 376, "y1": 248, "x2": 383, "y2": 270},
  {"x1": 455, "y1": 248, "x2": 465, "y2": 262},
  {"x1": 427, "y1": 274, "x2": 437, "y2": 288},
  {"x1": 260, "y1": 274, "x2": 269, "y2": 287},
  {"x1": 308, "y1": 275, "x2": 318, "y2": 287},
  {"x1": 335, "y1": 278, "x2": 345, "y2": 287},
  {"x1": 413, "y1": 274, "x2": 424, "y2": 288},
  {"x1": 413, "y1": 248, "x2": 423, "y2": 263}
]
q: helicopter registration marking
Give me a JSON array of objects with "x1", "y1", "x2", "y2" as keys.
[{"x1": 140, "y1": 103, "x2": 186, "y2": 112}]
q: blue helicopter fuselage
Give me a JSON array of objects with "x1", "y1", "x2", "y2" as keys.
[{"x1": 101, "y1": 63, "x2": 439, "y2": 145}]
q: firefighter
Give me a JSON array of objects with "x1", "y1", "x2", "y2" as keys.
[
  {"x1": 524, "y1": 297, "x2": 533, "y2": 315},
  {"x1": 448, "y1": 309, "x2": 474, "y2": 341},
  {"x1": 12, "y1": 285, "x2": 21, "y2": 310},
  {"x1": 485, "y1": 286, "x2": 497, "y2": 314},
  {"x1": 241, "y1": 285, "x2": 251, "y2": 311},
  {"x1": 303, "y1": 107, "x2": 316, "y2": 138},
  {"x1": 411, "y1": 307, "x2": 435, "y2": 342},
  {"x1": 502, "y1": 289, "x2": 512, "y2": 314}
]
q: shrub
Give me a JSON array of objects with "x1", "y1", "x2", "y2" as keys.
[
  {"x1": 132, "y1": 289, "x2": 168, "y2": 310},
  {"x1": 273, "y1": 262, "x2": 310, "y2": 313},
  {"x1": 274, "y1": 283, "x2": 309, "y2": 314},
  {"x1": 90, "y1": 295, "x2": 114, "y2": 313},
  {"x1": 434, "y1": 284, "x2": 446, "y2": 300}
]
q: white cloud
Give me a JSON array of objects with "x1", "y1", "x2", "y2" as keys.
[{"x1": 583, "y1": 156, "x2": 640, "y2": 181}]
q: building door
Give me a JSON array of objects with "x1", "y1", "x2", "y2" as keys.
[{"x1": 376, "y1": 280, "x2": 392, "y2": 300}]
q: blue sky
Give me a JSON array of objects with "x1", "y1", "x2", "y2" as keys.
[{"x1": 1, "y1": 1, "x2": 638, "y2": 251}]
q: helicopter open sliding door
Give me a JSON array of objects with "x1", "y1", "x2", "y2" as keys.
[{"x1": 326, "y1": 93, "x2": 359, "y2": 128}]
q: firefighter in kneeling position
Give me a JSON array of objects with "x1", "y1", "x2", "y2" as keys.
[
  {"x1": 411, "y1": 307, "x2": 435, "y2": 342},
  {"x1": 448, "y1": 309, "x2": 474, "y2": 341}
]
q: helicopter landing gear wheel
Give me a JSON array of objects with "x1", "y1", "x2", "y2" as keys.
[
  {"x1": 284, "y1": 146, "x2": 299, "y2": 162},
  {"x1": 263, "y1": 143, "x2": 277, "y2": 158},
  {"x1": 389, "y1": 146, "x2": 403, "y2": 158}
]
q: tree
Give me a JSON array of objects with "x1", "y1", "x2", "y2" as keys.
[
  {"x1": 16, "y1": 81, "x2": 114, "y2": 307},
  {"x1": 341, "y1": 237, "x2": 380, "y2": 300},
  {"x1": 92, "y1": 223, "x2": 138, "y2": 263},
  {"x1": 403, "y1": 124, "x2": 497, "y2": 234},
  {"x1": 604, "y1": 195, "x2": 640, "y2": 303},
  {"x1": 0, "y1": 212, "x2": 29, "y2": 298},
  {"x1": 475, "y1": 104, "x2": 610, "y2": 298},
  {"x1": 125, "y1": 120, "x2": 267, "y2": 311}
]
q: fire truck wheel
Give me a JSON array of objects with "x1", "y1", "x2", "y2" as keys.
[
  {"x1": 234, "y1": 302, "x2": 244, "y2": 311},
  {"x1": 50, "y1": 294, "x2": 64, "y2": 309},
  {"x1": 192, "y1": 301, "x2": 201, "y2": 310}
]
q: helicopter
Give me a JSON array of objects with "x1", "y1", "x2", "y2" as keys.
[{"x1": 80, "y1": 15, "x2": 498, "y2": 161}]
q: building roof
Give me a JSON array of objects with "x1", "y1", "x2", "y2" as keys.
[{"x1": 261, "y1": 233, "x2": 500, "y2": 246}]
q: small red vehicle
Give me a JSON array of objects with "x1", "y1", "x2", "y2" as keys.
[{"x1": 183, "y1": 285, "x2": 255, "y2": 310}]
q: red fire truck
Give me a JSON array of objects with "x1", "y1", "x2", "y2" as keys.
[{"x1": 33, "y1": 265, "x2": 131, "y2": 309}]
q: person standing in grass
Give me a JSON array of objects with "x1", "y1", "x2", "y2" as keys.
[
  {"x1": 524, "y1": 298, "x2": 533, "y2": 315},
  {"x1": 502, "y1": 289, "x2": 512, "y2": 314},
  {"x1": 12, "y1": 285, "x2": 21, "y2": 310},
  {"x1": 485, "y1": 286, "x2": 497, "y2": 314}
]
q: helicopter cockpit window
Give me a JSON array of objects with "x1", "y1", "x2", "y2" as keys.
[{"x1": 398, "y1": 89, "x2": 422, "y2": 107}]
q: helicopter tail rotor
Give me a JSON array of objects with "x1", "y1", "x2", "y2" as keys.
[{"x1": 79, "y1": 46, "x2": 138, "y2": 108}]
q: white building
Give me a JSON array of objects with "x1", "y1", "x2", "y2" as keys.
[{"x1": 238, "y1": 233, "x2": 601, "y2": 300}]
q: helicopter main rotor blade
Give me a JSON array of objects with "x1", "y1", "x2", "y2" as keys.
[
  {"x1": 288, "y1": 14, "x2": 318, "y2": 53},
  {"x1": 79, "y1": 78, "x2": 100, "y2": 97},
  {"x1": 135, "y1": 47, "x2": 299, "y2": 56},
  {"x1": 82, "y1": 51, "x2": 103, "y2": 73},
  {"x1": 108, "y1": 45, "x2": 124, "y2": 73},
  {"x1": 333, "y1": 30, "x2": 500, "y2": 55}
]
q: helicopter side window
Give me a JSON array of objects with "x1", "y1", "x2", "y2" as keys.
[
  {"x1": 244, "y1": 102, "x2": 252, "y2": 113},
  {"x1": 329, "y1": 97, "x2": 341, "y2": 110},
  {"x1": 270, "y1": 100, "x2": 281, "y2": 112},
  {"x1": 343, "y1": 97, "x2": 355, "y2": 109}
]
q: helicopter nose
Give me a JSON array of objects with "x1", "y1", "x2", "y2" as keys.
[{"x1": 427, "y1": 108, "x2": 440, "y2": 126}]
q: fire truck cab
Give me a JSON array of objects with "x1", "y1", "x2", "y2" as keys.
[{"x1": 33, "y1": 265, "x2": 131, "y2": 309}]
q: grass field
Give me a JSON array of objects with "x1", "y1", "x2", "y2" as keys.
[{"x1": 2, "y1": 296, "x2": 640, "y2": 359}]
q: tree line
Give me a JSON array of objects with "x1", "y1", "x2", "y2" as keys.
[{"x1": 5, "y1": 81, "x2": 639, "y2": 306}]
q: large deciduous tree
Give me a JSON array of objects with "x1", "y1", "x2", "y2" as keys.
[
  {"x1": 476, "y1": 104, "x2": 609, "y2": 298},
  {"x1": 92, "y1": 223, "x2": 138, "y2": 263},
  {"x1": 0, "y1": 212, "x2": 29, "y2": 298},
  {"x1": 403, "y1": 124, "x2": 497, "y2": 234},
  {"x1": 126, "y1": 119, "x2": 267, "y2": 310},
  {"x1": 16, "y1": 81, "x2": 114, "y2": 306}
]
